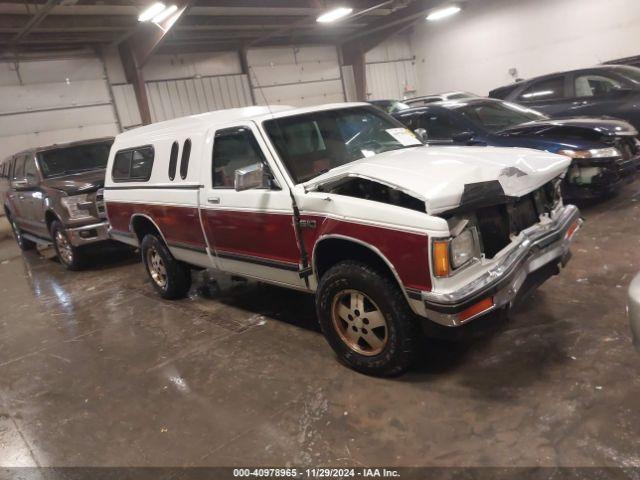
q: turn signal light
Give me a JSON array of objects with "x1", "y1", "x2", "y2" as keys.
[
  {"x1": 458, "y1": 297, "x2": 494, "y2": 322},
  {"x1": 565, "y1": 221, "x2": 580, "y2": 240},
  {"x1": 433, "y1": 240, "x2": 450, "y2": 277}
]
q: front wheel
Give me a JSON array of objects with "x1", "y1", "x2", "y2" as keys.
[
  {"x1": 51, "y1": 220, "x2": 85, "y2": 270},
  {"x1": 9, "y1": 216, "x2": 36, "y2": 251},
  {"x1": 316, "y1": 261, "x2": 421, "y2": 377},
  {"x1": 140, "y1": 234, "x2": 191, "y2": 299}
]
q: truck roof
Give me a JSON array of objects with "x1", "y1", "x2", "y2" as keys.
[{"x1": 116, "y1": 102, "x2": 371, "y2": 140}]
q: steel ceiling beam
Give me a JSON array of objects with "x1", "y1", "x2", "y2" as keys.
[{"x1": 8, "y1": 0, "x2": 61, "y2": 46}]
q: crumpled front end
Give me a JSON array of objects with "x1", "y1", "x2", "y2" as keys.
[
  {"x1": 407, "y1": 178, "x2": 582, "y2": 327},
  {"x1": 562, "y1": 137, "x2": 640, "y2": 199}
]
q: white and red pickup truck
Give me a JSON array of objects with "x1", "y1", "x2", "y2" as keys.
[{"x1": 104, "y1": 103, "x2": 581, "y2": 376}]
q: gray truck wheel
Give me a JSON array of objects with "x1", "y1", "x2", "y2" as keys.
[
  {"x1": 9, "y1": 216, "x2": 36, "y2": 251},
  {"x1": 51, "y1": 220, "x2": 85, "y2": 270},
  {"x1": 316, "y1": 260, "x2": 421, "y2": 377}
]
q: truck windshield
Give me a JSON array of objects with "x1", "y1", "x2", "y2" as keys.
[
  {"x1": 38, "y1": 141, "x2": 112, "y2": 178},
  {"x1": 458, "y1": 101, "x2": 548, "y2": 133},
  {"x1": 264, "y1": 106, "x2": 422, "y2": 184}
]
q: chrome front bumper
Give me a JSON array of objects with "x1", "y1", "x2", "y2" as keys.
[
  {"x1": 416, "y1": 204, "x2": 582, "y2": 327},
  {"x1": 628, "y1": 272, "x2": 640, "y2": 352},
  {"x1": 66, "y1": 221, "x2": 110, "y2": 247}
]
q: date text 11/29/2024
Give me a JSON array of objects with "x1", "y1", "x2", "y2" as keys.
[{"x1": 233, "y1": 468, "x2": 400, "y2": 478}]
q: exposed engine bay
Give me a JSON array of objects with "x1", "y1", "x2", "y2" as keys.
[
  {"x1": 441, "y1": 179, "x2": 562, "y2": 259},
  {"x1": 318, "y1": 177, "x2": 426, "y2": 213}
]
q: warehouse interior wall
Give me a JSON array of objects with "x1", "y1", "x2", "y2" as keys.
[
  {"x1": 412, "y1": 0, "x2": 640, "y2": 96},
  {"x1": 0, "y1": 52, "x2": 120, "y2": 163},
  {"x1": 365, "y1": 34, "x2": 419, "y2": 100}
]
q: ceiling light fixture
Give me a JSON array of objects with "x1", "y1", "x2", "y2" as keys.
[
  {"x1": 316, "y1": 6, "x2": 353, "y2": 23},
  {"x1": 138, "y1": 2, "x2": 166, "y2": 22},
  {"x1": 426, "y1": 5, "x2": 461, "y2": 21},
  {"x1": 152, "y1": 4, "x2": 178, "y2": 23}
]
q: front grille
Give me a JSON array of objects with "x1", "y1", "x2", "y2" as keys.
[
  {"x1": 475, "y1": 181, "x2": 557, "y2": 258},
  {"x1": 95, "y1": 188, "x2": 106, "y2": 218}
]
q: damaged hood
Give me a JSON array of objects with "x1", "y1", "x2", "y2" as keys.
[{"x1": 304, "y1": 146, "x2": 570, "y2": 214}]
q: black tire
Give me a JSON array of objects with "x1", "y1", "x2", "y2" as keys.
[
  {"x1": 316, "y1": 261, "x2": 421, "y2": 377},
  {"x1": 9, "y1": 215, "x2": 36, "y2": 251},
  {"x1": 140, "y1": 234, "x2": 191, "y2": 299},
  {"x1": 51, "y1": 220, "x2": 85, "y2": 270}
]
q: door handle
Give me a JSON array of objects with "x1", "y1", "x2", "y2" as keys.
[{"x1": 207, "y1": 197, "x2": 220, "y2": 204}]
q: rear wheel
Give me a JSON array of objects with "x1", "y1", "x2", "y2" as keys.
[
  {"x1": 140, "y1": 234, "x2": 191, "y2": 299},
  {"x1": 316, "y1": 261, "x2": 421, "y2": 377},
  {"x1": 9, "y1": 216, "x2": 36, "y2": 251},
  {"x1": 51, "y1": 220, "x2": 85, "y2": 270}
]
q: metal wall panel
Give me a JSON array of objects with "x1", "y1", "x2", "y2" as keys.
[
  {"x1": 145, "y1": 74, "x2": 253, "y2": 123},
  {"x1": 247, "y1": 45, "x2": 345, "y2": 107},
  {"x1": 366, "y1": 60, "x2": 418, "y2": 100},
  {"x1": 111, "y1": 84, "x2": 142, "y2": 129},
  {"x1": 0, "y1": 54, "x2": 119, "y2": 162}
]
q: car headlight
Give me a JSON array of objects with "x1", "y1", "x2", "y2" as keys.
[
  {"x1": 557, "y1": 147, "x2": 620, "y2": 159},
  {"x1": 61, "y1": 194, "x2": 94, "y2": 220},
  {"x1": 433, "y1": 227, "x2": 482, "y2": 277}
]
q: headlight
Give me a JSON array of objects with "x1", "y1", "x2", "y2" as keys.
[
  {"x1": 451, "y1": 228, "x2": 481, "y2": 269},
  {"x1": 433, "y1": 227, "x2": 481, "y2": 277},
  {"x1": 61, "y1": 194, "x2": 93, "y2": 220},
  {"x1": 557, "y1": 147, "x2": 620, "y2": 158}
]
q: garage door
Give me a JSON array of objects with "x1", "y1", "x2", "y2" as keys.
[{"x1": 0, "y1": 54, "x2": 120, "y2": 162}]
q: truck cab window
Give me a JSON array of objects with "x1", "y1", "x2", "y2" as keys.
[
  {"x1": 12, "y1": 157, "x2": 25, "y2": 181},
  {"x1": 24, "y1": 157, "x2": 39, "y2": 184},
  {"x1": 112, "y1": 146, "x2": 154, "y2": 182},
  {"x1": 180, "y1": 139, "x2": 191, "y2": 180},
  {"x1": 168, "y1": 141, "x2": 179, "y2": 180},
  {"x1": 212, "y1": 127, "x2": 267, "y2": 188}
]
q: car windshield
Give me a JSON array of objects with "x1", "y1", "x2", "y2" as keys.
[
  {"x1": 38, "y1": 141, "x2": 112, "y2": 178},
  {"x1": 611, "y1": 65, "x2": 640, "y2": 85},
  {"x1": 458, "y1": 101, "x2": 548, "y2": 132},
  {"x1": 264, "y1": 106, "x2": 422, "y2": 184}
]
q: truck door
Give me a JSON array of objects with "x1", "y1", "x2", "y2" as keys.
[
  {"x1": 8, "y1": 156, "x2": 27, "y2": 228},
  {"x1": 20, "y1": 154, "x2": 47, "y2": 237},
  {"x1": 200, "y1": 123, "x2": 307, "y2": 289}
]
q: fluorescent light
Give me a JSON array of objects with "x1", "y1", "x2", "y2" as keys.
[
  {"x1": 138, "y1": 2, "x2": 165, "y2": 22},
  {"x1": 316, "y1": 7, "x2": 353, "y2": 23},
  {"x1": 426, "y1": 5, "x2": 461, "y2": 21},
  {"x1": 152, "y1": 4, "x2": 178, "y2": 23}
]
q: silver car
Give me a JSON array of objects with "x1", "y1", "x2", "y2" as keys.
[{"x1": 628, "y1": 272, "x2": 640, "y2": 351}]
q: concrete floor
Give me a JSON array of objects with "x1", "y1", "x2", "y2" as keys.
[{"x1": 1, "y1": 183, "x2": 640, "y2": 470}]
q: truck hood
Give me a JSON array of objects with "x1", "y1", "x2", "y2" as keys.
[
  {"x1": 41, "y1": 169, "x2": 105, "y2": 195},
  {"x1": 501, "y1": 116, "x2": 638, "y2": 137},
  {"x1": 303, "y1": 146, "x2": 570, "y2": 214}
]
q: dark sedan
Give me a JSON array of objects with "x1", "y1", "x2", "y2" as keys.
[
  {"x1": 393, "y1": 98, "x2": 640, "y2": 199},
  {"x1": 489, "y1": 65, "x2": 640, "y2": 131}
]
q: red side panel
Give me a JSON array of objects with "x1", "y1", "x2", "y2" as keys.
[
  {"x1": 201, "y1": 209, "x2": 299, "y2": 264},
  {"x1": 301, "y1": 215, "x2": 431, "y2": 292},
  {"x1": 106, "y1": 202, "x2": 206, "y2": 248}
]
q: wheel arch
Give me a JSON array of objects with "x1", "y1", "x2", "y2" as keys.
[
  {"x1": 313, "y1": 234, "x2": 411, "y2": 301},
  {"x1": 130, "y1": 214, "x2": 169, "y2": 246},
  {"x1": 45, "y1": 210, "x2": 60, "y2": 232}
]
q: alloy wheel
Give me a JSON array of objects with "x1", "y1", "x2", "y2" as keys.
[
  {"x1": 331, "y1": 289, "x2": 388, "y2": 356},
  {"x1": 146, "y1": 247, "x2": 168, "y2": 288},
  {"x1": 55, "y1": 230, "x2": 74, "y2": 265}
]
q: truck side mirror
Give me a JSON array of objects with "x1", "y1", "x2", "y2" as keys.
[
  {"x1": 11, "y1": 179, "x2": 29, "y2": 190},
  {"x1": 414, "y1": 128, "x2": 428, "y2": 142},
  {"x1": 234, "y1": 162, "x2": 269, "y2": 191}
]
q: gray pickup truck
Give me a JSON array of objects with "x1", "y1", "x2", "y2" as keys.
[{"x1": 0, "y1": 138, "x2": 113, "y2": 270}]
